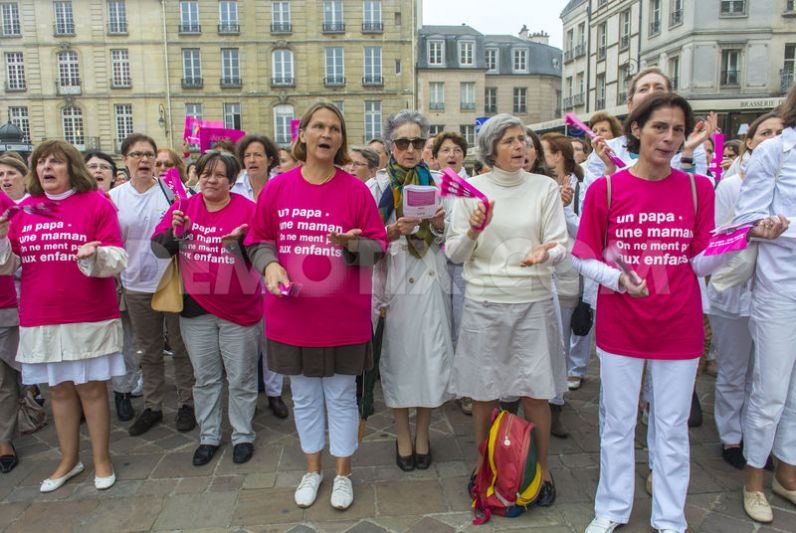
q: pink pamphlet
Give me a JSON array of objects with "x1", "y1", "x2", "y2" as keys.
[{"x1": 704, "y1": 226, "x2": 751, "y2": 256}]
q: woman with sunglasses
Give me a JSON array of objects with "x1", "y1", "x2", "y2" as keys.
[
  {"x1": 155, "y1": 148, "x2": 186, "y2": 182},
  {"x1": 367, "y1": 110, "x2": 453, "y2": 473}
]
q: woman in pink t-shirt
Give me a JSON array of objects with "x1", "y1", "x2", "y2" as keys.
[
  {"x1": 245, "y1": 103, "x2": 388, "y2": 511},
  {"x1": 152, "y1": 150, "x2": 264, "y2": 468},
  {"x1": 574, "y1": 95, "x2": 787, "y2": 533}
]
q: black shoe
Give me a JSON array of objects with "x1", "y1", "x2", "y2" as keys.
[
  {"x1": 765, "y1": 454, "x2": 775, "y2": 472},
  {"x1": 550, "y1": 404, "x2": 570, "y2": 439},
  {"x1": 395, "y1": 441, "x2": 415, "y2": 472},
  {"x1": 267, "y1": 396, "x2": 289, "y2": 419},
  {"x1": 536, "y1": 477, "x2": 556, "y2": 507},
  {"x1": 128, "y1": 408, "x2": 163, "y2": 436},
  {"x1": 722, "y1": 446, "x2": 746, "y2": 470},
  {"x1": 114, "y1": 392, "x2": 135, "y2": 422},
  {"x1": 176, "y1": 405, "x2": 196, "y2": 432},
  {"x1": 688, "y1": 390, "x2": 703, "y2": 428},
  {"x1": 192, "y1": 444, "x2": 219, "y2": 466},
  {"x1": 499, "y1": 400, "x2": 520, "y2": 415},
  {"x1": 0, "y1": 444, "x2": 17, "y2": 474},
  {"x1": 415, "y1": 441, "x2": 432, "y2": 470},
  {"x1": 232, "y1": 442, "x2": 254, "y2": 464}
]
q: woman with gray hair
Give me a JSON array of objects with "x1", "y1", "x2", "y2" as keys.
[
  {"x1": 446, "y1": 113, "x2": 568, "y2": 505},
  {"x1": 368, "y1": 110, "x2": 453, "y2": 472},
  {"x1": 347, "y1": 146, "x2": 380, "y2": 182}
]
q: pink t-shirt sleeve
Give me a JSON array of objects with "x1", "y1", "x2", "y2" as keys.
[{"x1": 572, "y1": 176, "x2": 609, "y2": 262}]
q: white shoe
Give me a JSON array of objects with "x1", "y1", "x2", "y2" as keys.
[
  {"x1": 294, "y1": 471, "x2": 323, "y2": 508},
  {"x1": 743, "y1": 487, "x2": 773, "y2": 523},
  {"x1": 585, "y1": 516, "x2": 622, "y2": 533},
  {"x1": 95, "y1": 470, "x2": 116, "y2": 490},
  {"x1": 40, "y1": 462, "x2": 85, "y2": 493},
  {"x1": 567, "y1": 377, "x2": 582, "y2": 390},
  {"x1": 330, "y1": 474, "x2": 354, "y2": 510},
  {"x1": 130, "y1": 371, "x2": 144, "y2": 397}
]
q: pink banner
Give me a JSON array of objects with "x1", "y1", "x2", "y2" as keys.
[
  {"x1": 290, "y1": 119, "x2": 301, "y2": 141},
  {"x1": 183, "y1": 116, "x2": 225, "y2": 144},
  {"x1": 704, "y1": 226, "x2": 750, "y2": 256},
  {"x1": 198, "y1": 127, "x2": 246, "y2": 152}
]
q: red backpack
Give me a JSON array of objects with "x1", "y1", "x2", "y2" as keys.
[{"x1": 469, "y1": 408, "x2": 543, "y2": 525}]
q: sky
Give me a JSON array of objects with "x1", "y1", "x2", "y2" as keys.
[{"x1": 422, "y1": 0, "x2": 568, "y2": 49}]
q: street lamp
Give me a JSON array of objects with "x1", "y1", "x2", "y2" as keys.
[{"x1": 158, "y1": 104, "x2": 169, "y2": 136}]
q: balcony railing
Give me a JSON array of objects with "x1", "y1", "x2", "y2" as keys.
[
  {"x1": 322, "y1": 22, "x2": 345, "y2": 33},
  {"x1": 179, "y1": 23, "x2": 201, "y2": 34},
  {"x1": 324, "y1": 76, "x2": 345, "y2": 86},
  {"x1": 429, "y1": 102, "x2": 444, "y2": 110},
  {"x1": 596, "y1": 97, "x2": 606, "y2": 109},
  {"x1": 362, "y1": 75, "x2": 383, "y2": 86},
  {"x1": 574, "y1": 42, "x2": 586, "y2": 58},
  {"x1": 271, "y1": 77, "x2": 295, "y2": 87},
  {"x1": 54, "y1": 22, "x2": 75, "y2": 36},
  {"x1": 597, "y1": 46, "x2": 606, "y2": 60},
  {"x1": 218, "y1": 23, "x2": 240, "y2": 34},
  {"x1": 56, "y1": 82, "x2": 81, "y2": 95},
  {"x1": 270, "y1": 22, "x2": 292, "y2": 33},
  {"x1": 620, "y1": 34, "x2": 629, "y2": 50},
  {"x1": 573, "y1": 93, "x2": 584, "y2": 106},
  {"x1": 564, "y1": 49, "x2": 573, "y2": 62},
  {"x1": 670, "y1": 10, "x2": 683, "y2": 26},
  {"x1": 4, "y1": 80, "x2": 26, "y2": 92},
  {"x1": 107, "y1": 22, "x2": 128, "y2": 35},
  {"x1": 181, "y1": 77, "x2": 203, "y2": 88},
  {"x1": 484, "y1": 104, "x2": 496, "y2": 113},
  {"x1": 362, "y1": 21, "x2": 383, "y2": 33},
  {"x1": 617, "y1": 91, "x2": 628, "y2": 105},
  {"x1": 111, "y1": 77, "x2": 132, "y2": 88},
  {"x1": 220, "y1": 77, "x2": 242, "y2": 88},
  {"x1": 563, "y1": 96, "x2": 574, "y2": 109},
  {"x1": 649, "y1": 20, "x2": 661, "y2": 34},
  {"x1": 460, "y1": 102, "x2": 476, "y2": 111},
  {"x1": 781, "y1": 69, "x2": 795, "y2": 94},
  {"x1": 721, "y1": 69, "x2": 739, "y2": 86}
]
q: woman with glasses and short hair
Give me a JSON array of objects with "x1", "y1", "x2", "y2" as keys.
[{"x1": 367, "y1": 110, "x2": 453, "y2": 473}]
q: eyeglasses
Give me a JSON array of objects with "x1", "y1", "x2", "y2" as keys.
[
  {"x1": 155, "y1": 161, "x2": 175, "y2": 168},
  {"x1": 127, "y1": 151, "x2": 156, "y2": 159},
  {"x1": 438, "y1": 147, "x2": 464, "y2": 156},
  {"x1": 392, "y1": 138, "x2": 426, "y2": 151},
  {"x1": 350, "y1": 161, "x2": 370, "y2": 168},
  {"x1": 87, "y1": 163, "x2": 113, "y2": 171}
]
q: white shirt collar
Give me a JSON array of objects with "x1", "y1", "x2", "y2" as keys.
[{"x1": 781, "y1": 127, "x2": 796, "y2": 152}]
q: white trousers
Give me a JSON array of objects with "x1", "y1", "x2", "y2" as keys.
[
  {"x1": 259, "y1": 315, "x2": 284, "y2": 396},
  {"x1": 744, "y1": 287, "x2": 796, "y2": 468},
  {"x1": 291, "y1": 373, "x2": 359, "y2": 458},
  {"x1": 708, "y1": 314, "x2": 754, "y2": 447},
  {"x1": 595, "y1": 350, "x2": 698, "y2": 533},
  {"x1": 568, "y1": 320, "x2": 594, "y2": 378}
]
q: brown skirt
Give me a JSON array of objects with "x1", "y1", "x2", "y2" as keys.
[{"x1": 266, "y1": 339, "x2": 373, "y2": 378}]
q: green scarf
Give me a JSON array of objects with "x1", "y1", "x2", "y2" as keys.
[{"x1": 382, "y1": 157, "x2": 436, "y2": 258}]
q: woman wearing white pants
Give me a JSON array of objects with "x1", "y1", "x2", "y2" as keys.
[{"x1": 731, "y1": 88, "x2": 796, "y2": 524}]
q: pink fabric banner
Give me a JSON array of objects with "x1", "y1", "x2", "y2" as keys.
[
  {"x1": 183, "y1": 116, "x2": 225, "y2": 144},
  {"x1": 198, "y1": 127, "x2": 246, "y2": 152}
]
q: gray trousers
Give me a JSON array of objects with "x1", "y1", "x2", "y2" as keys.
[
  {"x1": 179, "y1": 314, "x2": 260, "y2": 446},
  {"x1": 111, "y1": 311, "x2": 141, "y2": 394},
  {"x1": 0, "y1": 359, "x2": 20, "y2": 443}
]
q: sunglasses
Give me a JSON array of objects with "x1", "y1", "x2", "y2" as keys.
[
  {"x1": 155, "y1": 161, "x2": 175, "y2": 168},
  {"x1": 393, "y1": 137, "x2": 426, "y2": 151}
]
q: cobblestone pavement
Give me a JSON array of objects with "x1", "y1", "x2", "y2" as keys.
[{"x1": 1, "y1": 358, "x2": 795, "y2": 533}]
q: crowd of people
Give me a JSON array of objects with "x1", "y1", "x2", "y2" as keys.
[{"x1": 0, "y1": 66, "x2": 794, "y2": 533}]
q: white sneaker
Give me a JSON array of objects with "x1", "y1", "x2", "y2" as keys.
[
  {"x1": 585, "y1": 516, "x2": 622, "y2": 533},
  {"x1": 294, "y1": 471, "x2": 323, "y2": 508},
  {"x1": 40, "y1": 462, "x2": 85, "y2": 493},
  {"x1": 743, "y1": 487, "x2": 773, "y2": 523},
  {"x1": 330, "y1": 474, "x2": 354, "y2": 510}
]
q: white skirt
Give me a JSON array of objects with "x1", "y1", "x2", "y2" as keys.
[{"x1": 22, "y1": 352, "x2": 126, "y2": 387}]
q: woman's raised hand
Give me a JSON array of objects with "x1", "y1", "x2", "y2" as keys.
[
  {"x1": 264, "y1": 262, "x2": 291, "y2": 297},
  {"x1": 560, "y1": 182, "x2": 574, "y2": 206},
  {"x1": 520, "y1": 242, "x2": 557, "y2": 267},
  {"x1": 467, "y1": 200, "x2": 495, "y2": 239},
  {"x1": 684, "y1": 111, "x2": 718, "y2": 154},
  {"x1": 591, "y1": 136, "x2": 616, "y2": 175},
  {"x1": 221, "y1": 223, "x2": 249, "y2": 250},
  {"x1": 171, "y1": 209, "x2": 190, "y2": 233}
]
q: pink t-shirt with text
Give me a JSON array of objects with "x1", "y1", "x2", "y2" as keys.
[
  {"x1": 245, "y1": 167, "x2": 388, "y2": 347},
  {"x1": 572, "y1": 169, "x2": 715, "y2": 360},
  {"x1": 153, "y1": 193, "x2": 263, "y2": 327},
  {"x1": 8, "y1": 192, "x2": 122, "y2": 327}
]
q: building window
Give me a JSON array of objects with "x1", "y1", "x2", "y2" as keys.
[
  {"x1": 274, "y1": 104, "x2": 294, "y2": 145},
  {"x1": 596, "y1": 73, "x2": 606, "y2": 108},
  {"x1": 597, "y1": 22, "x2": 606, "y2": 59},
  {"x1": 111, "y1": 49, "x2": 131, "y2": 87},
  {"x1": 458, "y1": 41, "x2": 474, "y2": 66},
  {"x1": 429, "y1": 124, "x2": 444, "y2": 136},
  {"x1": 182, "y1": 48, "x2": 202, "y2": 87},
  {"x1": 720, "y1": 0, "x2": 746, "y2": 15},
  {"x1": 54, "y1": 1, "x2": 74, "y2": 35},
  {"x1": 784, "y1": 44, "x2": 796, "y2": 93},
  {"x1": 2, "y1": 2, "x2": 21, "y2": 36},
  {"x1": 649, "y1": 0, "x2": 661, "y2": 35},
  {"x1": 669, "y1": 56, "x2": 680, "y2": 90},
  {"x1": 179, "y1": 0, "x2": 200, "y2": 33},
  {"x1": 272, "y1": 49, "x2": 294, "y2": 86},
  {"x1": 62, "y1": 106, "x2": 84, "y2": 148},
  {"x1": 619, "y1": 9, "x2": 631, "y2": 49},
  {"x1": 395, "y1": 58, "x2": 401, "y2": 74},
  {"x1": 57, "y1": 50, "x2": 80, "y2": 87},
  {"x1": 114, "y1": 104, "x2": 133, "y2": 151},
  {"x1": 486, "y1": 48, "x2": 498, "y2": 72},
  {"x1": 324, "y1": 46, "x2": 344, "y2": 85},
  {"x1": 576, "y1": 72, "x2": 585, "y2": 105},
  {"x1": 221, "y1": 48, "x2": 240, "y2": 87},
  {"x1": 721, "y1": 49, "x2": 740, "y2": 85},
  {"x1": 363, "y1": 46, "x2": 382, "y2": 85},
  {"x1": 670, "y1": 0, "x2": 683, "y2": 26},
  {"x1": 332, "y1": 100, "x2": 344, "y2": 114},
  {"x1": 323, "y1": 0, "x2": 344, "y2": 32},
  {"x1": 429, "y1": 81, "x2": 444, "y2": 110},
  {"x1": 512, "y1": 49, "x2": 527, "y2": 72},
  {"x1": 459, "y1": 124, "x2": 475, "y2": 146},
  {"x1": 460, "y1": 82, "x2": 475, "y2": 110},
  {"x1": 9, "y1": 106, "x2": 29, "y2": 141},
  {"x1": 223, "y1": 102, "x2": 241, "y2": 130},
  {"x1": 218, "y1": 1, "x2": 239, "y2": 33},
  {"x1": 513, "y1": 87, "x2": 527, "y2": 113},
  {"x1": 428, "y1": 40, "x2": 444, "y2": 66},
  {"x1": 565, "y1": 29, "x2": 574, "y2": 60},
  {"x1": 107, "y1": 0, "x2": 127, "y2": 34},
  {"x1": 362, "y1": 0, "x2": 382, "y2": 32},
  {"x1": 485, "y1": 87, "x2": 497, "y2": 113},
  {"x1": 271, "y1": 1, "x2": 291, "y2": 33},
  {"x1": 364, "y1": 100, "x2": 381, "y2": 142},
  {"x1": 788, "y1": 0, "x2": 796, "y2": 12},
  {"x1": 4, "y1": 51, "x2": 25, "y2": 90},
  {"x1": 185, "y1": 102, "x2": 202, "y2": 120}
]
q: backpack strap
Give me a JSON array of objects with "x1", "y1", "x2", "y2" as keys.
[
  {"x1": 604, "y1": 175, "x2": 612, "y2": 250},
  {"x1": 689, "y1": 173, "x2": 697, "y2": 216},
  {"x1": 157, "y1": 178, "x2": 176, "y2": 205}
]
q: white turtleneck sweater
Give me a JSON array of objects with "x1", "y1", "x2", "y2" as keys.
[{"x1": 445, "y1": 167, "x2": 568, "y2": 304}]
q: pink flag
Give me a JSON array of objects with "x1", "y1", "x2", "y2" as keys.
[
  {"x1": 198, "y1": 127, "x2": 246, "y2": 152},
  {"x1": 183, "y1": 116, "x2": 225, "y2": 144},
  {"x1": 290, "y1": 119, "x2": 301, "y2": 141}
]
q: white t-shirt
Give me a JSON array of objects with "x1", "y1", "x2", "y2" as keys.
[{"x1": 109, "y1": 181, "x2": 172, "y2": 293}]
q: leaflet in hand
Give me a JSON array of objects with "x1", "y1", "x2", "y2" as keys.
[{"x1": 402, "y1": 184, "x2": 439, "y2": 219}]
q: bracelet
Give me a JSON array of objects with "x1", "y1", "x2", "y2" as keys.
[{"x1": 680, "y1": 156, "x2": 694, "y2": 165}]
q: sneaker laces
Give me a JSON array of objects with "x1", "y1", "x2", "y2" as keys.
[
  {"x1": 332, "y1": 474, "x2": 352, "y2": 496},
  {"x1": 298, "y1": 472, "x2": 320, "y2": 491},
  {"x1": 747, "y1": 490, "x2": 769, "y2": 507}
]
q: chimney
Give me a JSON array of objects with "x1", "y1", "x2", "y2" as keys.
[
  {"x1": 529, "y1": 30, "x2": 550, "y2": 45},
  {"x1": 519, "y1": 24, "x2": 529, "y2": 40}
]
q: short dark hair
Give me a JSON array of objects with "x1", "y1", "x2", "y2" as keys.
[
  {"x1": 431, "y1": 131, "x2": 468, "y2": 158},
  {"x1": 350, "y1": 146, "x2": 380, "y2": 169},
  {"x1": 525, "y1": 127, "x2": 554, "y2": 177},
  {"x1": 195, "y1": 150, "x2": 241, "y2": 184},
  {"x1": 589, "y1": 112, "x2": 624, "y2": 138},
  {"x1": 120, "y1": 133, "x2": 157, "y2": 156},
  {"x1": 624, "y1": 93, "x2": 694, "y2": 154},
  {"x1": 236, "y1": 134, "x2": 280, "y2": 173},
  {"x1": 292, "y1": 103, "x2": 351, "y2": 166},
  {"x1": 83, "y1": 150, "x2": 118, "y2": 176}
]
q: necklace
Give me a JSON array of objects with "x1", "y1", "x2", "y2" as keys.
[{"x1": 302, "y1": 166, "x2": 336, "y2": 185}]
